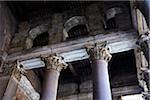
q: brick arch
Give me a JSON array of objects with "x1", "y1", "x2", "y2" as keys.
[
  {"x1": 25, "y1": 24, "x2": 48, "y2": 49},
  {"x1": 63, "y1": 16, "x2": 89, "y2": 39},
  {"x1": 64, "y1": 16, "x2": 87, "y2": 33}
]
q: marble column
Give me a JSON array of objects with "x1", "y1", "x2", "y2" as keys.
[
  {"x1": 88, "y1": 45, "x2": 112, "y2": 100},
  {"x1": 3, "y1": 61, "x2": 25, "y2": 100},
  {"x1": 41, "y1": 55, "x2": 68, "y2": 100}
]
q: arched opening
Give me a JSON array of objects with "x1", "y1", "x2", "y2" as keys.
[
  {"x1": 33, "y1": 32, "x2": 49, "y2": 47},
  {"x1": 105, "y1": 7, "x2": 122, "y2": 30},
  {"x1": 64, "y1": 16, "x2": 89, "y2": 40},
  {"x1": 106, "y1": 18, "x2": 117, "y2": 29},
  {"x1": 67, "y1": 24, "x2": 89, "y2": 39}
]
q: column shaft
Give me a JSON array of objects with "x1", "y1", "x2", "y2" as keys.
[
  {"x1": 3, "y1": 76, "x2": 18, "y2": 100},
  {"x1": 41, "y1": 69, "x2": 60, "y2": 100},
  {"x1": 92, "y1": 60, "x2": 112, "y2": 100}
]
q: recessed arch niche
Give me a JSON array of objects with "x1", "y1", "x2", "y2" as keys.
[
  {"x1": 63, "y1": 16, "x2": 89, "y2": 40},
  {"x1": 25, "y1": 24, "x2": 49, "y2": 49}
]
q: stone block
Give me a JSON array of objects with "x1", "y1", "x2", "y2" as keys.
[
  {"x1": 58, "y1": 92, "x2": 92, "y2": 100},
  {"x1": 58, "y1": 83, "x2": 78, "y2": 97},
  {"x1": 86, "y1": 4, "x2": 104, "y2": 35},
  {"x1": 18, "y1": 21, "x2": 30, "y2": 34},
  {"x1": 10, "y1": 33, "x2": 27, "y2": 48}
]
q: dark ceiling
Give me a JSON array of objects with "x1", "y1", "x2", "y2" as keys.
[
  {"x1": 6, "y1": 1, "x2": 130, "y2": 23},
  {"x1": 6, "y1": 1, "x2": 92, "y2": 21}
]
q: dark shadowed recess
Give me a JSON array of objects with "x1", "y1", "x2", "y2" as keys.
[{"x1": 58, "y1": 50, "x2": 138, "y2": 88}]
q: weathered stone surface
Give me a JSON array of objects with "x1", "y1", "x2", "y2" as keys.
[
  {"x1": 25, "y1": 70, "x2": 41, "y2": 93},
  {"x1": 10, "y1": 33, "x2": 27, "y2": 48},
  {"x1": 29, "y1": 24, "x2": 48, "y2": 40},
  {"x1": 25, "y1": 37, "x2": 33, "y2": 49},
  {"x1": 80, "y1": 80, "x2": 93, "y2": 93},
  {"x1": 86, "y1": 4, "x2": 104, "y2": 35},
  {"x1": 58, "y1": 83, "x2": 78, "y2": 97},
  {"x1": 78, "y1": 93, "x2": 93, "y2": 100},
  {"x1": 0, "y1": 75, "x2": 10, "y2": 99},
  {"x1": 16, "y1": 75, "x2": 40, "y2": 100},
  {"x1": 64, "y1": 16, "x2": 86, "y2": 33},
  {"x1": 48, "y1": 13, "x2": 64, "y2": 45},
  {"x1": 58, "y1": 92, "x2": 92, "y2": 100},
  {"x1": 11, "y1": 23, "x2": 49, "y2": 49},
  {"x1": 0, "y1": 2, "x2": 16, "y2": 52},
  {"x1": 10, "y1": 21, "x2": 29, "y2": 49},
  {"x1": 0, "y1": 52, "x2": 7, "y2": 72},
  {"x1": 18, "y1": 21, "x2": 30, "y2": 34},
  {"x1": 15, "y1": 88, "x2": 29, "y2": 100}
]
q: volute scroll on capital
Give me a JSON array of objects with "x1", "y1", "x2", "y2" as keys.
[{"x1": 43, "y1": 54, "x2": 68, "y2": 72}]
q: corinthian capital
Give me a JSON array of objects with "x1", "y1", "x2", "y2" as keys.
[
  {"x1": 10, "y1": 61, "x2": 26, "y2": 80},
  {"x1": 44, "y1": 54, "x2": 68, "y2": 72},
  {"x1": 87, "y1": 42, "x2": 112, "y2": 62}
]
